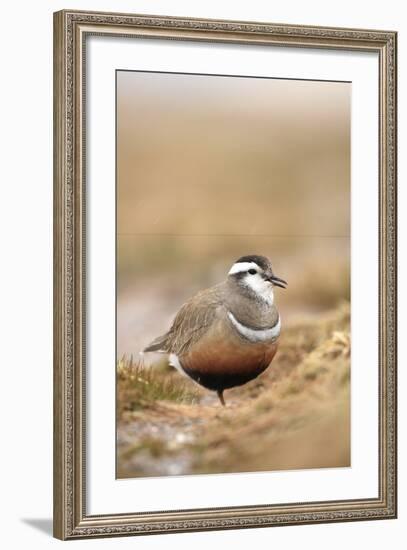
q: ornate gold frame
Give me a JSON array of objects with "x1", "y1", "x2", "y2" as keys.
[{"x1": 53, "y1": 9, "x2": 397, "y2": 540}]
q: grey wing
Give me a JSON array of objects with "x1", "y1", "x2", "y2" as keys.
[{"x1": 143, "y1": 285, "x2": 223, "y2": 355}]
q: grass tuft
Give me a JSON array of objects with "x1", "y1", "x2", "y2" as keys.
[{"x1": 117, "y1": 356, "x2": 199, "y2": 417}]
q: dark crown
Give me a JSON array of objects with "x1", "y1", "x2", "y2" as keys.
[{"x1": 235, "y1": 255, "x2": 270, "y2": 271}]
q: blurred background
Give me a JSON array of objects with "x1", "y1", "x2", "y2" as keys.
[{"x1": 116, "y1": 71, "x2": 350, "y2": 357}]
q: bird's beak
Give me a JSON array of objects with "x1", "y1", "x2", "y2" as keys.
[{"x1": 268, "y1": 274, "x2": 287, "y2": 289}]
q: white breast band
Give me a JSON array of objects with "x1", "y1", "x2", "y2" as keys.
[{"x1": 227, "y1": 311, "x2": 281, "y2": 343}]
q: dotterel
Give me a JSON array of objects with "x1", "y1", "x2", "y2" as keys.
[{"x1": 143, "y1": 255, "x2": 287, "y2": 405}]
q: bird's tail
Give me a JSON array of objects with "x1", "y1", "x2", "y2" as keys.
[{"x1": 143, "y1": 333, "x2": 169, "y2": 353}]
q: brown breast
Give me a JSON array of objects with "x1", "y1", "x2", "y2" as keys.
[{"x1": 179, "y1": 315, "x2": 278, "y2": 391}]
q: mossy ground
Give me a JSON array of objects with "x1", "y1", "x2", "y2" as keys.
[{"x1": 117, "y1": 302, "x2": 350, "y2": 478}]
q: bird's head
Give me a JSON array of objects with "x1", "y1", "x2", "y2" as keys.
[{"x1": 227, "y1": 254, "x2": 287, "y2": 304}]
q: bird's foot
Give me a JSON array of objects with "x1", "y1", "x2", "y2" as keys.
[{"x1": 217, "y1": 390, "x2": 226, "y2": 406}]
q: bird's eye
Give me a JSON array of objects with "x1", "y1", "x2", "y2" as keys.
[{"x1": 248, "y1": 269, "x2": 257, "y2": 275}]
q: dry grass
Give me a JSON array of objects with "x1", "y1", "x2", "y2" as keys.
[
  {"x1": 117, "y1": 302, "x2": 350, "y2": 478},
  {"x1": 117, "y1": 356, "x2": 200, "y2": 417}
]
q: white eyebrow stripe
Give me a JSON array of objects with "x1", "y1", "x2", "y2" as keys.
[
  {"x1": 228, "y1": 261, "x2": 260, "y2": 275},
  {"x1": 227, "y1": 311, "x2": 281, "y2": 343}
]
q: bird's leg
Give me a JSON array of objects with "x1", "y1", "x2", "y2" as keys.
[{"x1": 217, "y1": 389, "x2": 226, "y2": 406}]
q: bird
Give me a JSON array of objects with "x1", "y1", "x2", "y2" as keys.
[{"x1": 143, "y1": 255, "x2": 287, "y2": 406}]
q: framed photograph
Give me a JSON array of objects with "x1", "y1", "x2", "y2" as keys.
[{"x1": 53, "y1": 9, "x2": 397, "y2": 540}]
